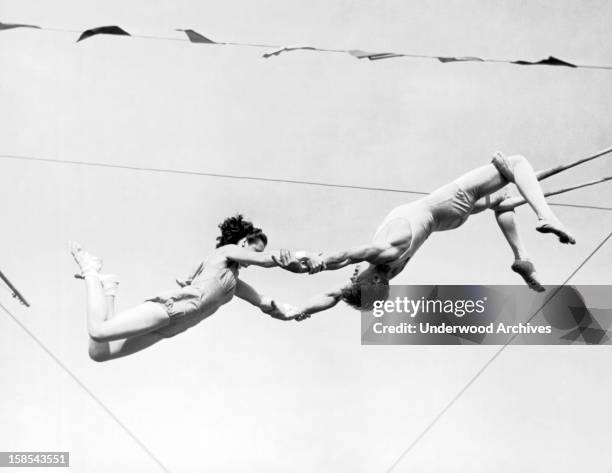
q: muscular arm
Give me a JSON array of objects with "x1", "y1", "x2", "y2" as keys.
[
  {"x1": 275, "y1": 244, "x2": 402, "y2": 275},
  {"x1": 319, "y1": 243, "x2": 401, "y2": 271},
  {"x1": 293, "y1": 288, "x2": 343, "y2": 319}
]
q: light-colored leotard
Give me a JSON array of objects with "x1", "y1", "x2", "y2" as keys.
[
  {"x1": 147, "y1": 251, "x2": 239, "y2": 337},
  {"x1": 373, "y1": 180, "x2": 478, "y2": 272}
]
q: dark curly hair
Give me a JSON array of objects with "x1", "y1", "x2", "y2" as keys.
[
  {"x1": 340, "y1": 266, "x2": 389, "y2": 310},
  {"x1": 216, "y1": 214, "x2": 268, "y2": 248}
]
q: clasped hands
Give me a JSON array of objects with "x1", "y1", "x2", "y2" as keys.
[
  {"x1": 272, "y1": 249, "x2": 326, "y2": 274},
  {"x1": 262, "y1": 300, "x2": 310, "y2": 322},
  {"x1": 265, "y1": 250, "x2": 325, "y2": 321}
]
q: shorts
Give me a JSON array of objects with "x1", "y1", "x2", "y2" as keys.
[
  {"x1": 145, "y1": 287, "x2": 205, "y2": 338},
  {"x1": 145, "y1": 286, "x2": 203, "y2": 320}
]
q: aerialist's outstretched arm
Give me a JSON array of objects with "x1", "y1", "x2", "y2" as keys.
[
  {"x1": 275, "y1": 244, "x2": 401, "y2": 274},
  {"x1": 176, "y1": 246, "x2": 315, "y2": 284},
  {"x1": 234, "y1": 279, "x2": 299, "y2": 321},
  {"x1": 320, "y1": 244, "x2": 400, "y2": 269},
  {"x1": 291, "y1": 288, "x2": 344, "y2": 321},
  {"x1": 224, "y1": 245, "x2": 312, "y2": 271}
]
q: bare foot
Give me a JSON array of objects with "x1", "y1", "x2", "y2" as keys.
[
  {"x1": 69, "y1": 241, "x2": 102, "y2": 276},
  {"x1": 511, "y1": 259, "x2": 545, "y2": 292},
  {"x1": 535, "y1": 218, "x2": 576, "y2": 244}
]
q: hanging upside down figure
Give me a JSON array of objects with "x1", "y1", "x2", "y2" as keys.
[
  {"x1": 275, "y1": 152, "x2": 577, "y2": 318},
  {"x1": 71, "y1": 215, "x2": 305, "y2": 362}
]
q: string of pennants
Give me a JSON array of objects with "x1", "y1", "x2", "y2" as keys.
[{"x1": 1, "y1": 21, "x2": 611, "y2": 70}]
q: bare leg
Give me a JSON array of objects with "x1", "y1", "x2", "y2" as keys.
[
  {"x1": 494, "y1": 210, "x2": 544, "y2": 292},
  {"x1": 105, "y1": 295, "x2": 115, "y2": 318},
  {"x1": 70, "y1": 246, "x2": 115, "y2": 352},
  {"x1": 506, "y1": 155, "x2": 556, "y2": 220},
  {"x1": 86, "y1": 276, "x2": 110, "y2": 360},
  {"x1": 494, "y1": 153, "x2": 576, "y2": 244},
  {"x1": 89, "y1": 331, "x2": 165, "y2": 362},
  {"x1": 101, "y1": 275, "x2": 120, "y2": 318},
  {"x1": 470, "y1": 186, "x2": 545, "y2": 291},
  {"x1": 88, "y1": 302, "x2": 170, "y2": 342},
  {"x1": 87, "y1": 276, "x2": 167, "y2": 362},
  {"x1": 87, "y1": 275, "x2": 119, "y2": 360},
  {"x1": 495, "y1": 210, "x2": 527, "y2": 260},
  {"x1": 71, "y1": 242, "x2": 171, "y2": 344},
  {"x1": 457, "y1": 153, "x2": 575, "y2": 244}
]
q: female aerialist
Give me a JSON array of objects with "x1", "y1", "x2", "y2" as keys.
[
  {"x1": 71, "y1": 215, "x2": 304, "y2": 362},
  {"x1": 276, "y1": 152, "x2": 578, "y2": 317}
]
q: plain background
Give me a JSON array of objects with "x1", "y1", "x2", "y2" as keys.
[{"x1": 1, "y1": 1, "x2": 611, "y2": 471}]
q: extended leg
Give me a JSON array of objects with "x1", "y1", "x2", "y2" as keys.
[
  {"x1": 489, "y1": 176, "x2": 612, "y2": 212},
  {"x1": 89, "y1": 331, "x2": 165, "y2": 362},
  {"x1": 101, "y1": 275, "x2": 120, "y2": 318},
  {"x1": 85, "y1": 274, "x2": 109, "y2": 360},
  {"x1": 87, "y1": 277, "x2": 167, "y2": 362},
  {"x1": 87, "y1": 302, "x2": 170, "y2": 342},
  {"x1": 492, "y1": 152, "x2": 575, "y2": 244},
  {"x1": 87, "y1": 275, "x2": 120, "y2": 360},
  {"x1": 70, "y1": 242, "x2": 171, "y2": 344},
  {"x1": 494, "y1": 210, "x2": 544, "y2": 292}
]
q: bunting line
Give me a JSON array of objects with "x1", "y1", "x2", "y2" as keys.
[{"x1": 2, "y1": 21, "x2": 612, "y2": 70}]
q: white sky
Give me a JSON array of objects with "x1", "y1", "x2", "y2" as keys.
[{"x1": 1, "y1": 1, "x2": 611, "y2": 472}]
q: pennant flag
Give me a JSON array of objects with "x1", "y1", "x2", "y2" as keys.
[
  {"x1": 77, "y1": 25, "x2": 130, "y2": 42},
  {"x1": 512, "y1": 55, "x2": 577, "y2": 68},
  {"x1": 263, "y1": 46, "x2": 317, "y2": 58},
  {"x1": 1, "y1": 19, "x2": 608, "y2": 70},
  {"x1": 176, "y1": 29, "x2": 216, "y2": 44},
  {"x1": 348, "y1": 50, "x2": 404, "y2": 61},
  {"x1": 438, "y1": 56, "x2": 485, "y2": 64},
  {"x1": 0, "y1": 21, "x2": 41, "y2": 31}
]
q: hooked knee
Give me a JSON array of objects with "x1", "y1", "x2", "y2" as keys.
[
  {"x1": 491, "y1": 152, "x2": 528, "y2": 183},
  {"x1": 508, "y1": 154, "x2": 528, "y2": 168},
  {"x1": 88, "y1": 345, "x2": 111, "y2": 362},
  {"x1": 88, "y1": 325, "x2": 112, "y2": 343}
]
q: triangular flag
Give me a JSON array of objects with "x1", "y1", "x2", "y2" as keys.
[
  {"x1": 438, "y1": 56, "x2": 484, "y2": 63},
  {"x1": 263, "y1": 46, "x2": 317, "y2": 58},
  {"x1": 0, "y1": 21, "x2": 41, "y2": 31},
  {"x1": 77, "y1": 25, "x2": 130, "y2": 42},
  {"x1": 348, "y1": 50, "x2": 404, "y2": 61},
  {"x1": 512, "y1": 56, "x2": 577, "y2": 68},
  {"x1": 176, "y1": 29, "x2": 216, "y2": 44}
]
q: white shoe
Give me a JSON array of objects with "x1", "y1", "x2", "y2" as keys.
[{"x1": 69, "y1": 241, "x2": 103, "y2": 276}]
